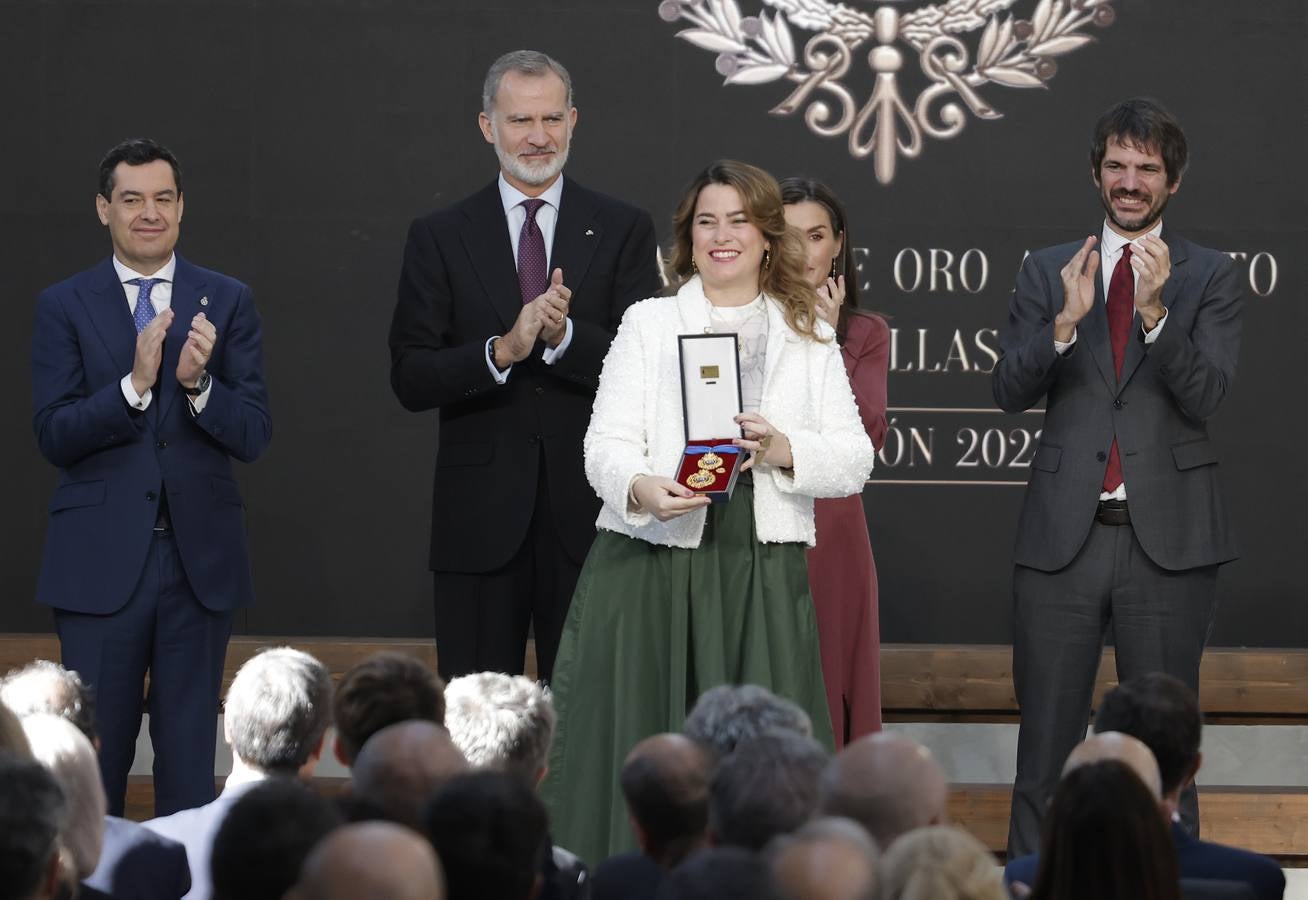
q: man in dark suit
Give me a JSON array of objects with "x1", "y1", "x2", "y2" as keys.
[
  {"x1": 1006, "y1": 674, "x2": 1284, "y2": 900},
  {"x1": 30, "y1": 138, "x2": 271, "y2": 818},
  {"x1": 389, "y1": 49, "x2": 662, "y2": 683},
  {"x1": 993, "y1": 98, "x2": 1242, "y2": 856},
  {"x1": 0, "y1": 660, "x2": 191, "y2": 899},
  {"x1": 145, "y1": 647, "x2": 333, "y2": 900}
]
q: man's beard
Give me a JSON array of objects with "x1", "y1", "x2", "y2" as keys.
[
  {"x1": 1101, "y1": 186, "x2": 1170, "y2": 235},
  {"x1": 495, "y1": 130, "x2": 572, "y2": 187}
]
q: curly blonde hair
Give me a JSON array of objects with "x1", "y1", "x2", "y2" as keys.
[
  {"x1": 877, "y1": 826, "x2": 1008, "y2": 900},
  {"x1": 665, "y1": 160, "x2": 824, "y2": 341}
]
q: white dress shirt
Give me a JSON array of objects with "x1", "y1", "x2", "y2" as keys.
[
  {"x1": 115, "y1": 254, "x2": 212, "y2": 414},
  {"x1": 1053, "y1": 219, "x2": 1168, "y2": 500},
  {"x1": 484, "y1": 173, "x2": 574, "y2": 383}
]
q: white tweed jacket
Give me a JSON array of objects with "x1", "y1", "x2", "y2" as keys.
[{"x1": 585, "y1": 276, "x2": 875, "y2": 548}]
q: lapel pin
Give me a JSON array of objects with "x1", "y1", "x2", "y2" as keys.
[
  {"x1": 199, "y1": 296, "x2": 209, "y2": 307},
  {"x1": 585, "y1": 229, "x2": 594, "y2": 236}
]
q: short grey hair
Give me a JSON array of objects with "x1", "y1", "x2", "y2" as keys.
[
  {"x1": 1, "y1": 660, "x2": 97, "y2": 743},
  {"x1": 709, "y1": 731, "x2": 829, "y2": 851},
  {"x1": 22, "y1": 713, "x2": 105, "y2": 879},
  {"x1": 482, "y1": 50, "x2": 574, "y2": 114},
  {"x1": 444, "y1": 673, "x2": 556, "y2": 783},
  {"x1": 683, "y1": 684, "x2": 813, "y2": 758},
  {"x1": 225, "y1": 647, "x2": 333, "y2": 773},
  {"x1": 0, "y1": 753, "x2": 66, "y2": 900}
]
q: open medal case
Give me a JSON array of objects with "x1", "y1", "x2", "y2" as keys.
[{"x1": 676, "y1": 333, "x2": 744, "y2": 503}]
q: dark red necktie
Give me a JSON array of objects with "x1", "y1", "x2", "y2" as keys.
[
  {"x1": 1102, "y1": 244, "x2": 1133, "y2": 493},
  {"x1": 517, "y1": 198, "x2": 548, "y2": 304}
]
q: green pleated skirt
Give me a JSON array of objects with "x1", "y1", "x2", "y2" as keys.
[{"x1": 542, "y1": 481, "x2": 834, "y2": 866}]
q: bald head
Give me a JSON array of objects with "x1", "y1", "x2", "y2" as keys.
[
  {"x1": 293, "y1": 822, "x2": 444, "y2": 900},
  {"x1": 818, "y1": 733, "x2": 947, "y2": 849},
  {"x1": 769, "y1": 818, "x2": 879, "y2": 900},
  {"x1": 621, "y1": 733, "x2": 711, "y2": 861},
  {"x1": 351, "y1": 720, "x2": 470, "y2": 828},
  {"x1": 1063, "y1": 731, "x2": 1162, "y2": 800}
]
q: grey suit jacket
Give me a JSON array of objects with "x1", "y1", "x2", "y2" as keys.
[{"x1": 993, "y1": 229, "x2": 1241, "y2": 572}]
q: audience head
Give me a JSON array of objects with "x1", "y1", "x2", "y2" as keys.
[
  {"x1": 1029, "y1": 760, "x2": 1180, "y2": 900},
  {"x1": 818, "y1": 733, "x2": 948, "y2": 850},
  {"x1": 710, "y1": 730, "x2": 828, "y2": 850},
  {"x1": 333, "y1": 652, "x2": 445, "y2": 766},
  {"x1": 683, "y1": 684, "x2": 812, "y2": 759},
  {"x1": 768, "y1": 817, "x2": 879, "y2": 900},
  {"x1": 0, "y1": 752, "x2": 66, "y2": 900},
  {"x1": 211, "y1": 777, "x2": 344, "y2": 900},
  {"x1": 875, "y1": 825, "x2": 1006, "y2": 900},
  {"x1": 291, "y1": 821, "x2": 444, "y2": 900},
  {"x1": 1063, "y1": 731, "x2": 1162, "y2": 800},
  {"x1": 620, "y1": 733, "x2": 711, "y2": 866},
  {"x1": 1094, "y1": 673, "x2": 1202, "y2": 814},
  {"x1": 0, "y1": 661, "x2": 97, "y2": 745},
  {"x1": 351, "y1": 720, "x2": 470, "y2": 829},
  {"x1": 662, "y1": 847, "x2": 782, "y2": 900},
  {"x1": 423, "y1": 770, "x2": 548, "y2": 900},
  {"x1": 444, "y1": 672, "x2": 555, "y2": 786},
  {"x1": 21, "y1": 714, "x2": 105, "y2": 880},
  {"x1": 224, "y1": 647, "x2": 332, "y2": 776},
  {"x1": 0, "y1": 701, "x2": 32, "y2": 758}
]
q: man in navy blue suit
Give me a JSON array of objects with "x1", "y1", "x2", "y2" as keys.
[
  {"x1": 30, "y1": 138, "x2": 271, "y2": 818},
  {"x1": 1005, "y1": 674, "x2": 1285, "y2": 900}
]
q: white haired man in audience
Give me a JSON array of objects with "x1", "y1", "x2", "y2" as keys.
[
  {"x1": 146, "y1": 646, "x2": 333, "y2": 900},
  {"x1": 682, "y1": 683, "x2": 813, "y2": 759},
  {"x1": 444, "y1": 672, "x2": 586, "y2": 900},
  {"x1": 817, "y1": 733, "x2": 949, "y2": 851},
  {"x1": 768, "y1": 817, "x2": 880, "y2": 900},
  {"x1": 1, "y1": 660, "x2": 191, "y2": 899},
  {"x1": 0, "y1": 752, "x2": 67, "y2": 900},
  {"x1": 20, "y1": 714, "x2": 106, "y2": 889}
]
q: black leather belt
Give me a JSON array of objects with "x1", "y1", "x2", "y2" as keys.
[{"x1": 1096, "y1": 498, "x2": 1130, "y2": 526}]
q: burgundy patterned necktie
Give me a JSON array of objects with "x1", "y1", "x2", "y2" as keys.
[
  {"x1": 517, "y1": 198, "x2": 548, "y2": 304},
  {"x1": 1102, "y1": 244, "x2": 1133, "y2": 493}
]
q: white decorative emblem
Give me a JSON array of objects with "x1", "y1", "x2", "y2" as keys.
[{"x1": 658, "y1": 0, "x2": 1117, "y2": 183}]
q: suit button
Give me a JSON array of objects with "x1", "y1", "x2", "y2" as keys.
[
  {"x1": 1096, "y1": 451, "x2": 1106, "y2": 462},
  {"x1": 145, "y1": 491, "x2": 157, "y2": 501},
  {"x1": 156, "y1": 440, "x2": 168, "y2": 449},
  {"x1": 1113, "y1": 400, "x2": 1123, "y2": 410}
]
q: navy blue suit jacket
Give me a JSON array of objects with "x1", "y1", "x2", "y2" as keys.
[
  {"x1": 85, "y1": 815, "x2": 191, "y2": 900},
  {"x1": 1004, "y1": 822, "x2": 1284, "y2": 900},
  {"x1": 31, "y1": 255, "x2": 271, "y2": 613}
]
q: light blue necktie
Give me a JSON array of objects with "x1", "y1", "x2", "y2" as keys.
[{"x1": 126, "y1": 277, "x2": 161, "y2": 333}]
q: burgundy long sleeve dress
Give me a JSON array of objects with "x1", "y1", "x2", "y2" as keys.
[{"x1": 807, "y1": 312, "x2": 889, "y2": 746}]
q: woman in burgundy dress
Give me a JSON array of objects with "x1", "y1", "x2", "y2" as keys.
[{"x1": 781, "y1": 177, "x2": 889, "y2": 746}]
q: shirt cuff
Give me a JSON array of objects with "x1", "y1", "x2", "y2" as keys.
[
  {"x1": 120, "y1": 374, "x2": 152, "y2": 410},
  {"x1": 1053, "y1": 328, "x2": 1077, "y2": 356},
  {"x1": 187, "y1": 379, "x2": 213, "y2": 415},
  {"x1": 485, "y1": 337, "x2": 511, "y2": 384},
  {"x1": 1142, "y1": 308, "x2": 1167, "y2": 344},
  {"x1": 541, "y1": 318, "x2": 574, "y2": 365}
]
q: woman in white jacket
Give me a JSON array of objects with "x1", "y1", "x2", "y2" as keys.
[{"x1": 544, "y1": 161, "x2": 876, "y2": 866}]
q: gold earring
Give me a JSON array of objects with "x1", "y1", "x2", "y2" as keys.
[
  {"x1": 762, "y1": 248, "x2": 771, "y2": 269},
  {"x1": 691, "y1": 257, "x2": 698, "y2": 274},
  {"x1": 830, "y1": 259, "x2": 838, "y2": 278}
]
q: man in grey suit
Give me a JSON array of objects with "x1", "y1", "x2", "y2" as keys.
[{"x1": 993, "y1": 97, "x2": 1242, "y2": 857}]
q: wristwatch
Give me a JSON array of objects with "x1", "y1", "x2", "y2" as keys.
[{"x1": 182, "y1": 372, "x2": 211, "y2": 396}]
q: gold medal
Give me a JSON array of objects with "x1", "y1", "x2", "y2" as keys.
[
  {"x1": 686, "y1": 470, "x2": 716, "y2": 489},
  {"x1": 699, "y1": 452, "x2": 723, "y2": 470}
]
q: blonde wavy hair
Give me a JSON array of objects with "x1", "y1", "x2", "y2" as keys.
[
  {"x1": 665, "y1": 159, "x2": 824, "y2": 341},
  {"x1": 876, "y1": 826, "x2": 1008, "y2": 900}
]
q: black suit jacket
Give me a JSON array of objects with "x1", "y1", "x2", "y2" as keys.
[
  {"x1": 390, "y1": 176, "x2": 661, "y2": 571},
  {"x1": 993, "y1": 229, "x2": 1241, "y2": 572},
  {"x1": 84, "y1": 815, "x2": 191, "y2": 900}
]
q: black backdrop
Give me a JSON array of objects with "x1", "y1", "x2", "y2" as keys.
[{"x1": 2, "y1": 0, "x2": 1304, "y2": 646}]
